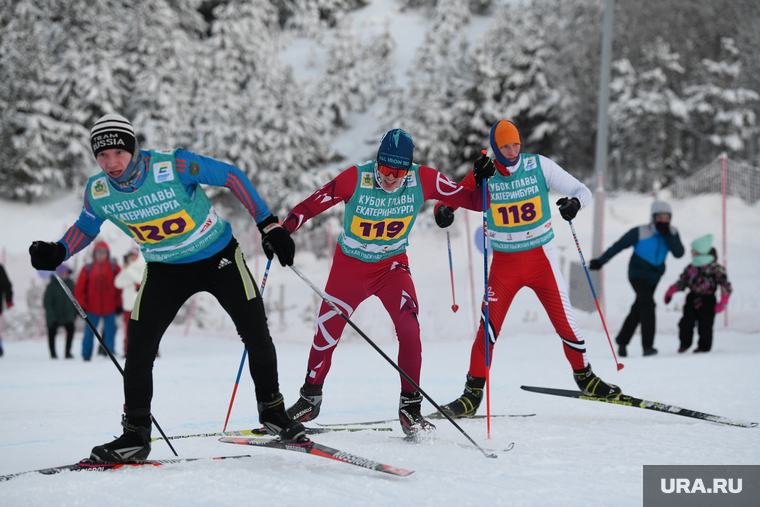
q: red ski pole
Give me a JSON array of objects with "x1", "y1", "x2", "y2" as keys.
[
  {"x1": 568, "y1": 220, "x2": 624, "y2": 371},
  {"x1": 446, "y1": 228, "x2": 459, "y2": 313}
]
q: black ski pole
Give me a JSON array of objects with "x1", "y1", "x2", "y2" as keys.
[
  {"x1": 289, "y1": 265, "x2": 498, "y2": 459},
  {"x1": 53, "y1": 272, "x2": 178, "y2": 456}
]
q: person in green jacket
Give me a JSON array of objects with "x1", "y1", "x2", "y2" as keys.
[{"x1": 44, "y1": 264, "x2": 78, "y2": 359}]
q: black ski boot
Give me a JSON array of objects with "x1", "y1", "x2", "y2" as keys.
[
  {"x1": 90, "y1": 414, "x2": 152, "y2": 462},
  {"x1": 286, "y1": 384, "x2": 323, "y2": 423},
  {"x1": 431, "y1": 374, "x2": 485, "y2": 418},
  {"x1": 259, "y1": 393, "x2": 307, "y2": 443},
  {"x1": 573, "y1": 364, "x2": 622, "y2": 398},
  {"x1": 398, "y1": 391, "x2": 435, "y2": 438},
  {"x1": 616, "y1": 338, "x2": 627, "y2": 358}
]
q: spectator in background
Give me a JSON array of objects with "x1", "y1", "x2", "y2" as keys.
[
  {"x1": 0, "y1": 262, "x2": 14, "y2": 357},
  {"x1": 44, "y1": 264, "x2": 78, "y2": 359},
  {"x1": 589, "y1": 201, "x2": 684, "y2": 357},
  {"x1": 114, "y1": 247, "x2": 146, "y2": 356},
  {"x1": 664, "y1": 234, "x2": 732, "y2": 353},
  {"x1": 74, "y1": 241, "x2": 122, "y2": 360}
]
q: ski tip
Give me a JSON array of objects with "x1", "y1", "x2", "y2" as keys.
[{"x1": 385, "y1": 466, "x2": 415, "y2": 476}]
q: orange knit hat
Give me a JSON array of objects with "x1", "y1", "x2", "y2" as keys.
[{"x1": 493, "y1": 120, "x2": 521, "y2": 147}]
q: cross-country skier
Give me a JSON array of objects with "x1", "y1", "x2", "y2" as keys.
[
  {"x1": 28, "y1": 114, "x2": 305, "y2": 462},
  {"x1": 282, "y1": 128, "x2": 494, "y2": 436},
  {"x1": 432, "y1": 119, "x2": 622, "y2": 418}
]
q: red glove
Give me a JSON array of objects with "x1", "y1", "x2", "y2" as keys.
[
  {"x1": 715, "y1": 293, "x2": 730, "y2": 314},
  {"x1": 664, "y1": 285, "x2": 677, "y2": 304},
  {"x1": 6, "y1": 301, "x2": 13, "y2": 309}
]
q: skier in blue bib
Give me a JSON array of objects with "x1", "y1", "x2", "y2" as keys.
[{"x1": 29, "y1": 114, "x2": 305, "y2": 462}]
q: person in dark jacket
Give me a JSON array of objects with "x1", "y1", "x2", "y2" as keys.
[
  {"x1": 0, "y1": 262, "x2": 14, "y2": 357},
  {"x1": 589, "y1": 201, "x2": 684, "y2": 357},
  {"x1": 74, "y1": 241, "x2": 122, "y2": 360},
  {"x1": 44, "y1": 264, "x2": 78, "y2": 359}
]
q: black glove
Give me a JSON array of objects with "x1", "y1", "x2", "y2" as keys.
[
  {"x1": 473, "y1": 153, "x2": 496, "y2": 188},
  {"x1": 589, "y1": 259, "x2": 602, "y2": 270},
  {"x1": 115, "y1": 306, "x2": 123, "y2": 316},
  {"x1": 556, "y1": 197, "x2": 581, "y2": 221},
  {"x1": 435, "y1": 206, "x2": 455, "y2": 228},
  {"x1": 29, "y1": 241, "x2": 66, "y2": 271},
  {"x1": 257, "y1": 215, "x2": 295, "y2": 267},
  {"x1": 655, "y1": 221, "x2": 671, "y2": 236}
]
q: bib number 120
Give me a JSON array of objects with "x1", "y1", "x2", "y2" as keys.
[{"x1": 126, "y1": 210, "x2": 196, "y2": 244}]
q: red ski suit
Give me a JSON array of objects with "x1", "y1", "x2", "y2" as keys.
[
  {"x1": 436, "y1": 159, "x2": 591, "y2": 377},
  {"x1": 284, "y1": 165, "x2": 487, "y2": 392}
]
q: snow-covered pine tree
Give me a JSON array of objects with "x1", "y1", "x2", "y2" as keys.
[
  {"x1": 278, "y1": 0, "x2": 368, "y2": 34},
  {"x1": 189, "y1": 0, "x2": 334, "y2": 218},
  {"x1": 456, "y1": 0, "x2": 581, "y2": 179},
  {"x1": 607, "y1": 38, "x2": 689, "y2": 191},
  {"x1": 683, "y1": 37, "x2": 759, "y2": 167},
  {"x1": 0, "y1": 0, "x2": 90, "y2": 200},
  {"x1": 123, "y1": 0, "x2": 208, "y2": 149},
  {"x1": 614, "y1": 0, "x2": 760, "y2": 172},
  {"x1": 311, "y1": 18, "x2": 376, "y2": 131},
  {"x1": 392, "y1": 0, "x2": 471, "y2": 176}
]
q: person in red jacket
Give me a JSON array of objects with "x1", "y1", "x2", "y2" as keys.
[{"x1": 74, "y1": 241, "x2": 122, "y2": 360}]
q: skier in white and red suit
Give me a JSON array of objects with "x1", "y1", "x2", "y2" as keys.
[
  {"x1": 431, "y1": 120, "x2": 623, "y2": 419},
  {"x1": 282, "y1": 128, "x2": 495, "y2": 437}
]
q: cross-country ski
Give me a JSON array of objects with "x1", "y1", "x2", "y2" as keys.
[
  {"x1": 152, "y1": 426, "x2": 393, "y2": 441},
  {"x1": 315, "y1": 413, "x2": 535, "y2": 427},
  {"x1": 219, "y1": 436, "x2": 414, "y2": 476},
  {"x1": 0, "y1": 456, "x2": 251, "y2": 482},
  {"x1": 521, "y1": 386, "x2": 758, "y2": 428}
]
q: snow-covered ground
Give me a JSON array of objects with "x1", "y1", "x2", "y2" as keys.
[
  {"x1": 1, "y1": 317, "x2": 758, "y2": 506},
  {"x1": 1, "y1": 187, "x2": 759, "y2": 506}
]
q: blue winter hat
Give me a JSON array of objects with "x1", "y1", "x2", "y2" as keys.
[
  {"x1": 377, "y1": 129, "x2": 414, "y2": 169},
  {"x1": 55, "y1": 264, "x2": 72, "y2": 276}
]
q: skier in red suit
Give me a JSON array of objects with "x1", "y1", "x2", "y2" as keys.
[
  {"x1": 432, "y1": 120, "x2": 623, "y2": 418},
  {"x1": 282, "y1": 128, "x2": 495, "y2": 436}
]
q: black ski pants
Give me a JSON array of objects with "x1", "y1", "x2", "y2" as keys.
[
  {"x1": 48, "y1": 322, "x2": 74, "y2": 358},
  {"x1": 615, "y1": 278, "x2": 658, "y2": 351},
  {"x1": 123, "y1": 237, "x2": 279, "y2": 414},
  {"x1": 679, "y1": 292, "x2": 717, "y2": 352}
]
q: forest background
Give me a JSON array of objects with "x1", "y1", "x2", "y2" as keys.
[{"x1": 1, "y1": 0, "x2": 759, "y2": 220}]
